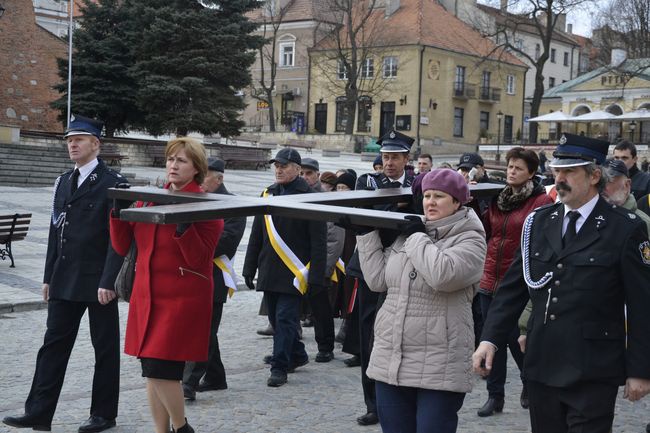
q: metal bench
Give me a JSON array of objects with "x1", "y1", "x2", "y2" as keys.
[
  {"x1": 0, "y1": 213, "x2": 32, "y2": 267},
  {"x1": 147, "y1": 145, "x2": 167, "y2": 167},
  {"x1": 218, "y1": 145, "x2": 270, "y2": 170},
  {"x1": 100, "y1": 144, "x2": 128, "y2": 167}
]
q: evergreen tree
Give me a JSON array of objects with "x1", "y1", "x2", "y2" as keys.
[
  {"x1": 125, "y1": 0, "x2": 262, "y2": 137},
  {"x1": 52, "y1": 0, "x2": 141, "y2": 137}
]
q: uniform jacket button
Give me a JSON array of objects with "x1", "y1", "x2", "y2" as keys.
[
  {"x1": 551, "y1": 297, "x2": 558, "y2": 303},
  {"x1": 549, "y1": 314, "x2": 556, "y2": 321},
  {"x1": 67, "y1": 204, "x2": 72, "y2": 208},
  {"x1": 554, "y1": 280, "x2": 560, "y2": 286},
  {"x1": 409, "y1": 271, "x2": 417, "y2": 279},
  {"x1": 556, "y1": 263, "x2": 563, "y2": 269}
]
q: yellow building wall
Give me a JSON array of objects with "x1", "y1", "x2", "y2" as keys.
[{"x1": 308, "y1": 45, "x2": 526, "y2": 145}]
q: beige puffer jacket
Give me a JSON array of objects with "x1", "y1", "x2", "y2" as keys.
[{"x1": 357, "y1": 207, "x2": 486, "y2": 393}]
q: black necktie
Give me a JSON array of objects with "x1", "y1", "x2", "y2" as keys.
[
  {"x1": 563, "y1": 211, "x2": 580, "y2": 247},
  {"x1": 71, "y1": 168, "x2": 80, "y2": 195}
]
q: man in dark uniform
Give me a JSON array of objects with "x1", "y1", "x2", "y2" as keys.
[
  {"x1": 348, "y1": 130, "x2": 416, "y2": 426},
  {"x1": 3, "y1": 115, "x2": 124, "y2": 432},
  {"x1": 473, "y1": 133, "x2": 650, "y2": 433},
  {"x1": 243, "y1": 148, "x2": 327, "y2": 387},
  {"x1": 182, "y1": 158, "x2": 246, "y2": 401}
]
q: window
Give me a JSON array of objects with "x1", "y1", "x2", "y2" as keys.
[
  {"x1": 454, "y1": 66, "x2": 466, "y2": 95},
  {"x1": 453, "y1": 107, "x2": 464, "y2": 137},
  {"x1": 550, "y1": 48, "x2": 556, "y2": 63},
  {"x1": 506, "y1": 74, "x2": 516, "y2": 94},
  {"x1": 335, "y1": 97, "x2": 349, "y2": 132},
  {"x1": 361, "y1": 58, "x2": 374, "y2": 78},
  {"x1": 279, "y1": 42, "x2": 294, "y2": 67},
  {"x1": 480, "y1": 111, "x2": 490, "y2": 132},
  {"x1": 549, "y1": 77, "x2": 556, "y2": 88},
  {"x1": 481, "y1": 71, "x2": 491, "y2": 99},
  {"x1": 383, "y1": 56, "x2": 398, "y2": 78},
  {"x1": 535, "y1": 44, "x2": 540, "y2": 60},
  {"x1": 337, "y1": 61, "x2": 348, "y2": 80},
  {"x1": 563, "y1": 52, "x2": 569, "y2": 67},
  {"x1": 357, "y1": 97, "x2": 372, "y2": 132},
  {"x1": 515, "y1": 39, "x2": 524, "y2": 51}
]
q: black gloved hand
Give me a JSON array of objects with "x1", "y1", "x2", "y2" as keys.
[
  {"x1": 399, "y1": 215, "x2": 426, "y2": 237},
  {"x1": 244, "y1": 276, "x2": 255, "y2": 291},
  {"x1": 335, "y1": 216, "x2": 373, "y2": 236},
  {"x1": 175, "y1": 223, "x2": 191, "y2": 236},
  {"x1": 112, "y1": 183, "x2": 134, "y2": 217}
]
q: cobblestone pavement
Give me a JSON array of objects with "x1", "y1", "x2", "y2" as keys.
[{"x1": 1, "y1": 150, "x2": 648, "y2": 432}]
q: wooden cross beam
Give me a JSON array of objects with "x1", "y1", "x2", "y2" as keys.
[{"x1": 108, "y1": 183, "x2": 503, "y2": 230}]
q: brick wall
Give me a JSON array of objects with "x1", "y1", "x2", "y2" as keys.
[{"x1": 0, "y1": 0, "x2": 67, "y2": 131}]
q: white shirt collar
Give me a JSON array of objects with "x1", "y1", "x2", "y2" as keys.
[
  {"x1": 74, "y1": 158, "x2": 99, "y2": 187},
  {"x1": 387, "y1": 172, "x2": 406, "y2": 185},
  {"x1": 562, "y1": 193, "x2": 599, "y2": 234}
]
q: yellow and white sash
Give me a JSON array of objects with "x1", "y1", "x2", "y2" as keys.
[
  {"x1": 262, "y1": 189, "x2": 309, "y2": 295},
  {"x1": 330, "y1": 258, "x2": 346, "y2": 283},
  {"x1": 213, "y1": 255, "x2": 238, "y2": 298}
]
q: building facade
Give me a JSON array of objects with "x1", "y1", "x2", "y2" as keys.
[{"x1": 308, "y1": 0, "x2": 527, "y2": 152}]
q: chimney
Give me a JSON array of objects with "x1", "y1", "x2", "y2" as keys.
[
  {"x1": 611, "y1": 48, "x2": 627, "y2": 67},
  {"x1": 567, "y1": 23, "x2": 573, "y2": 34},
  {"x1": 385, "y1": 0, "x2": 400, "y2": 17},
  {"x1": 555, "y1": 13, "x2": 566, "y2": 33},
  {"x1": 500, "y1": 0, "x2": 507, "y2": 12}
]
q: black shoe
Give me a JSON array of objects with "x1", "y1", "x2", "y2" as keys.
[
  {"x1": 257, "y1": 324, "x2": 274, "y2": 336},
  {"x1": 315, "y1": 351, "x2": 334, "y2": 363},
  {"x1": 520, "y1": 384, "x2": 529, "y2": 409},
  {"x1": 287, "y1": 357, "x2": 309, "y2": 373},
  {"x1": 263, "y1": 354, "x2": 273, "y2": 364},
  {"x1": 477, "y1": 397, "x2": 504, "y2": 417},
  {"x1": 2, "y1": 415, "x2": 51, "y2": 431},
  {"x1": 78, "y1": 415, "x2": 116, "y2": 433},
  {"x1": 172, "y1": 418, "x2": 194, "y2": 433},
  {"x1": 343, "y1": 355, "x2": 361, "y2": 367},
  {"x1": 182, "y1": 384, "x2": 196, "y2": 401},
  {"x1": 196, "y1": 380, "x2": 227, "y2": 392},
  {"x1": 301, "y1": 317, "x2": 314, "y2": 327},
  {"x1": 267, "y1": 371, "x2": 288, "y2": 387},
  {"x1": 356, "y1": 412, "x2": 379, "y2": 426},
  {"x1": 646, "y1": 422, "x2": 650, "y2": 433}
]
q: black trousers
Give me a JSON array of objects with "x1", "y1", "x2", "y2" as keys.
[
  {"x1": 25, "y1": 299, "x2": 120, "y2": 424},
  {"x1": 183, "y1": 302, "x2": 226, "y2": 388},
  {"x1": 308, "y1": 289, "x2": 335, "y2": 353},
  {"x1": 342, "y1": 303, "x2": 360, "y2": 356},
  {"x1": 358, "y1": 278, "x2": 379, "y2": 413},
  {"x1": 528, "y1": 380, "x2": 618, "y2": 433}
]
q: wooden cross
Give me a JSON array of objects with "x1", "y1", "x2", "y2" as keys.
[{"x1": 108, "y1": 183, "x2": 503, "y2": 229}]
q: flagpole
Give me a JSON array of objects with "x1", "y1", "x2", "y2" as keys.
[{"x1": 66, "y1": 0, "x2": 74, "y2": 127}]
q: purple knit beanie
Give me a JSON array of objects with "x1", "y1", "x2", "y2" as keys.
[{"x1": 420, "y1": 168, "x2": 470, "y2": 204}]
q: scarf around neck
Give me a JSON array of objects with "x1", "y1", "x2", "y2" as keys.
[{"x1": 497, "y1": 179, "x2": 535, "y2": 212}]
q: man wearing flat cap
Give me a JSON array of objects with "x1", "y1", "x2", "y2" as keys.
[
  {"x1": 602, "y1": 159, "x2": 650, "y2": 235},
  {"x1": 4, "y1": 115, "x2": 124, "y2": 432},
  {"x1": 473, "y1": 133, "x2": 650, "y2": 433},
  {"x1": 348, "y1": 129, "x2": 416, "y2": 426},
  {"x1": 243, "y1": 148, "x2": 327, "y2": 387},
  {"x1": 300, "y1": 157, "x2": 323, "y2": 192},
  {"x1": 182, "y1": 158, "x2": 246, "y2": 400}
]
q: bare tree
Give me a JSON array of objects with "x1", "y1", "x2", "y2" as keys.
[
  {"x1": 249, "y1": 0, "x2": 297, "y2": 132},
  {"x1": 470, "y1": 0, "x2": 592, "y2": 142},
  {"x1": 594, "y1": 0, "x2": 650, "y2": 65},
  {"x1": 312, "y1": 0, "x2": 403, "y2": 135}
]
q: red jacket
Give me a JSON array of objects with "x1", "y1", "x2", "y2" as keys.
[
  {"x1": 110, "y1": 181, "x2": 223, "y2": 361},
  {"x1": 479, "y1": 184, "x2": 552, "y2": 295}
]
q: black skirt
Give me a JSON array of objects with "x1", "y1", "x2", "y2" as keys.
[{"x1": 140, "y1": 357, "x2": 185, "y2": 380}]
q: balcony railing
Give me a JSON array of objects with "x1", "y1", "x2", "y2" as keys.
[
  {"x1": 479, "y1": 87, "x2": 501, "y2": 102},
  {"x1": 453, "y1": 83, "x2": 476, "y2": 99}
]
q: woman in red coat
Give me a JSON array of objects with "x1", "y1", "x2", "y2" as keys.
[
  {"x1": 477, "y1": 147, "x2": 553, "y2": 417},
  {"x1": 111, "y1": 137, "x2": 223, "y2": 433}
]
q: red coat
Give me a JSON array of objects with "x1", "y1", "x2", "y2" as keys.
[
  {"x1": 110, "y1": 181, "x2": 223, "y2": 361},
  {"x1": 479, "y1": 184, "x2": 552, "y2": 295}
]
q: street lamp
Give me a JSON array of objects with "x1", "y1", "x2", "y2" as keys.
[
  {"x1": 629, "y1": 120, "x2": 637, "y2": 142},
  {"x1": 496, "y1": 110, "x2": 504, "y2": 163}
]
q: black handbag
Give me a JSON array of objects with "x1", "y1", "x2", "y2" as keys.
[{"x1": 115, "y1": 241, "x2": 137, "y2": 302}]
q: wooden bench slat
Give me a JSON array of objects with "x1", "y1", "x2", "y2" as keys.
[
  {"x1": 0, "y1": 213, "x2": 31, "y2": 220},
  {"x1": 0, "y1": 235, "x2": 27, "y2": 243},
  {"x1": 0, "y1": 219, "x2": 31, "y2": 227}
]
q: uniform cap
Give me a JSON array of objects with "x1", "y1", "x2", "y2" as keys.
[
  {"x1": 377, "y1": 130, "x2": 414, "y2": 153},
  {"x1": 549, "y1": 133, "x2": 609, "y2": 168},
  {"x1": 64, "y1": 114, "x2": 104, "y2": 139}
]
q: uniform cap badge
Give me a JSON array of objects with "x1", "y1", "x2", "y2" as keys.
[
  {"x1": 389, "y1": 131, "x2": 396, "y2": 139},
  {"x1": 640, "y1": 240, "x2": 650, "y2": 265},
  {"x1": 559, "y1": 134, "x2": 567, "y2": 145}
]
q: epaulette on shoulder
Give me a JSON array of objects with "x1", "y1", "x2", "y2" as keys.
[
  {"x1": 533, "y1": 201, "x2": 560, "y2": 213},
  {"x1": 608, "y1": 203, "x2": 641, "y2": 221}
]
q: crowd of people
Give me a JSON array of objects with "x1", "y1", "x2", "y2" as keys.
[{"x1": 3, "y1": 114, "x2": 650, "y2": 433}]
